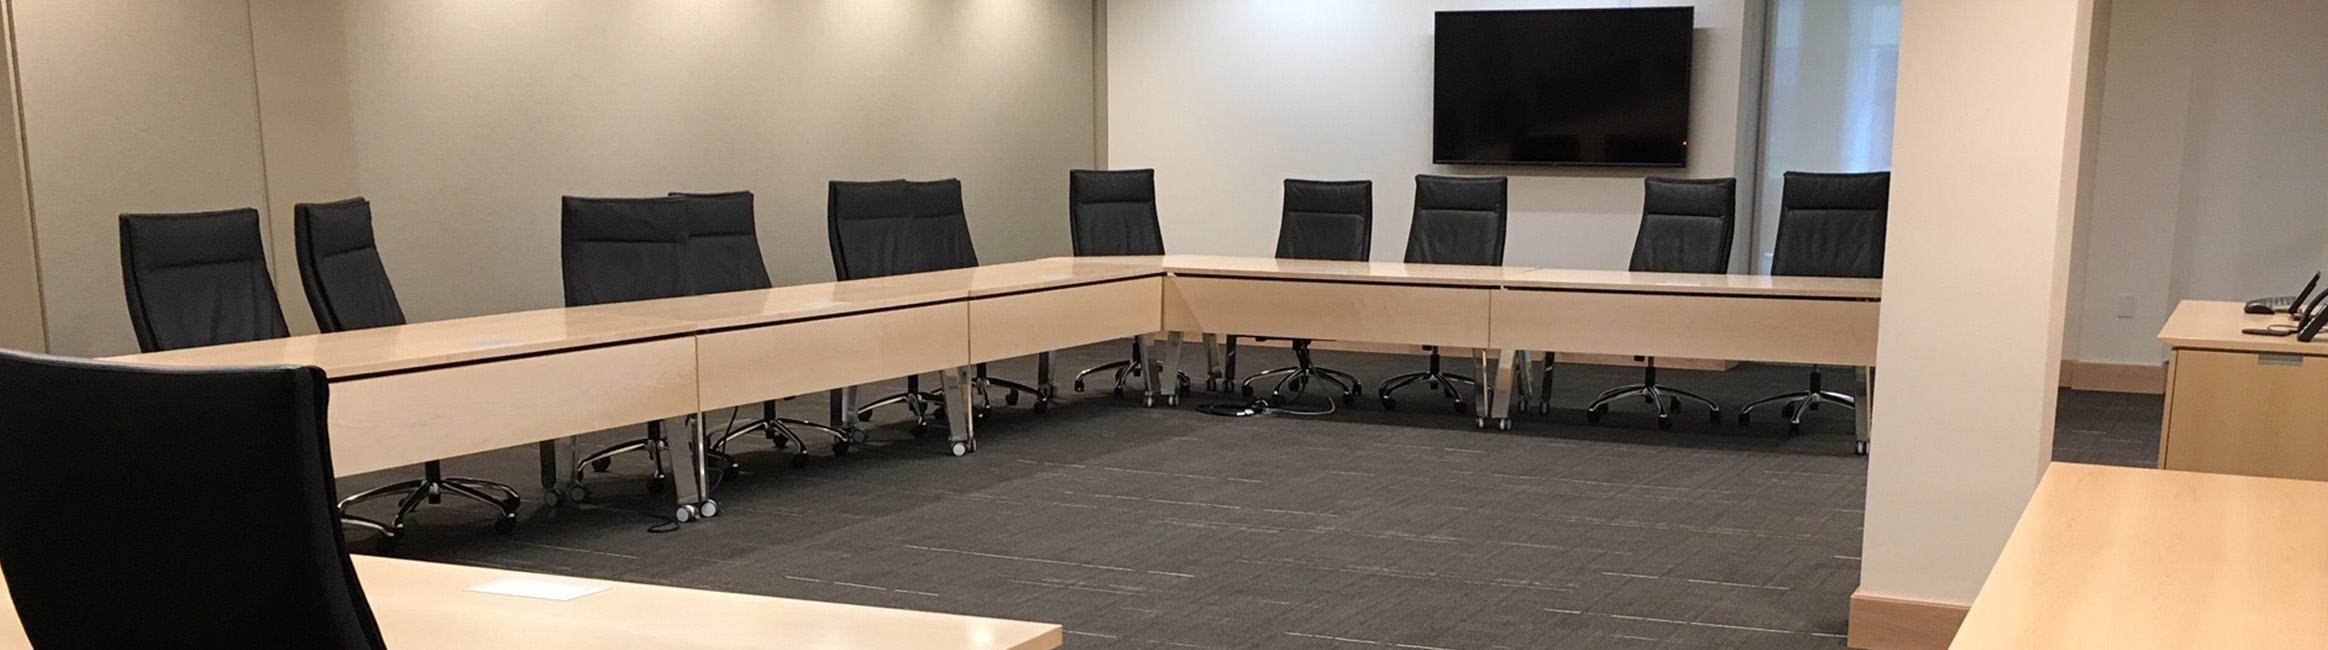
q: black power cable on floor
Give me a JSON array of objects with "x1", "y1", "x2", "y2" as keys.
[{"x1": 1194, "y1": 377, "x2": 1341, "y2": 418}]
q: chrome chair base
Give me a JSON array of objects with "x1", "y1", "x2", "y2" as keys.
[
  {"x1": 1738, "y1": 365, "x2": 1856, "y2": 434},
  {"x1": 1074, "y1": 340, "x2": 1189, "y2": 403},
  {"x1": 1378, "y1": 347, "x2": 1475, "y2": 413},
  {"x1": 713, "y1": 401, "x2": 857, "y2": 470},
  {"x1": 1585, "y1": 358, "x2": 1721, "y2": 430},
  {"x1": 340, "y1": 460, "x2": 520, "y2": 546},
  {"x1": 1239, "y1": 340, "x2": 1360, "y2": 406}
]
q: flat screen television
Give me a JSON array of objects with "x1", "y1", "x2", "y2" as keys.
[{"x1": 1434, "y1": 8, "x2": 1695, "y2": 167}]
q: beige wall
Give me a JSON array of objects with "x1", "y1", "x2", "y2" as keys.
[
  {"x1": 1861, "y1": 0, "x2": 2099, "y2": 613},
  {"x1": 14, "y1": 0, "x2": 273, "y2": 357},
  {"x1": 1103, "y1": 0, "x2": 1766, "y2": 271},
  {"x1": 0, "y1": 0, "x2": 42, "y2": 353},
  {"x1": 10, "y1": 0, "x2": 1096, "y2": 356}
]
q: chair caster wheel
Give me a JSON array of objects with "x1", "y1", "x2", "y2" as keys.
[
  {"x1": 1241, "y1": 385, "x2": 1256, "y2": 398},
  {"x1": 1709, "y1": 409, "x2": 1724, "y2": 424},
  {"x1": 832, "y1": 441, "x2": 852, "y2": 456},
  {"x1": 540, "y1": 489, "x2": 562, "y2": 508},
  {"x1": 911, "y1": 424, "x2": 932, "y2": 439},
  {"x1": 1032, "y1": 401, "x2": 1049, "y2": 414},
  {"x1": 950, "y1": 441, "x2": 974, "y2": 457},
  {"x1": 1166, "y1": 395, "x2": 1181, "y2": 407},
  {"x1": 1737, "y1": 412, "x2": 1752, "y2": 426},
  {"x1": 494, "y1": 515, "x2": 518, "y2": 534},
  {"x1": 1656, "y1": 415, "x2": 1673, "y2": 431},
  {"x1": 1665, "y1": 396, "x2": 1683, "y2": 413},
  {"x1": 791, "y1": 453, "x2": 811, "y2": 469},
  {"x1": 591, "y1": 457, "x2": 613, "y2": 473},
  {"x1": 1781, "y1": 403, "x2": 1801, "y2": 420},
  {"x1": 1380, "y1": 397, "x2": 1397, "y2": 411},
  {"x1": 1585, "y1": 406, "x2": 1606, "y2": 424},
  {"x1": 500, "y1": 496, "x2": 522, "y2": 512},
  {"x1": 1073, "y1": 379, "x2": 1087, "y2": 393},
  {"x1": 567, "y1": 484, "x2": 592, "y2": 503},
  {"x1": 1142, "y1": 395, "x2": 1156, "y2": 407},
  {"x1": 1855, "y1": 441, "x2": 1869, "y2": 455},
  {"x1": 377, "y1": 534, "x2": 402, "y2": 555},
  {"x1": 720, "y1": 463, "x2": 741, "y2": 482},
  {"x1": 1005, "y1": 392, "x2": 1021, "y2": 406},
  {"x1": 675, "y1": 505, "x2": 697, "y2": 523},
  {"x1": 1112, "y1": 387, "x2": 1125, "y2": 399},
  {"x1": 646, "y1": 477, "x2": 668, "y2": 495},
  {"x1": 1449, "y1": 400, "x2": 1467, "y2": 415},
  {"x1": 1497, "y1": 418, "x2": 1512, "y2": 431},
  {"x1": 698, "y1": 500, "x2": 719, "y2": 518},
  {"x1": 1206, "y1": 378, "x2": 1222, "y2": 392},
  {"x1": 1788, "y1": 422, "x2": 1803, "y2": 436}
]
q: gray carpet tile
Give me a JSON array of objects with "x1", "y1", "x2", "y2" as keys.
[{"x1": 343, "y1": 342, "x2": 2161, "y2": 650}]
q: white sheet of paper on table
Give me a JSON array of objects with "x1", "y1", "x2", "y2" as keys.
[
  {"x1": 1655, "y1": 281, "x2": 1705, "y2": 287},
  {"x1": 466, "y1": 578, "x2": 609, "y2": 602}
]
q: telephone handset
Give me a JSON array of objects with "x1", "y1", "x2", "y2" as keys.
[{"x1": 2244, "y1": 290, "x2": 2328, "y2": 338}]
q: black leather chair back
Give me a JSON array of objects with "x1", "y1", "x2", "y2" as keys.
[
  {"x1": 119, "y1": 208, "x2": 292, "y2": 353},
  {"x1": 0, "y1": 349, "x2": 387, "y2": 650},
  {"x1": 672, "y1": 191, "x2": 775, "y2": 295},
  {"x1": 1403, "y1": 174, "x2": 1506, "y2": 266},
  {"x1": 1068, "y1": 169, "x2": 1165, "y2": 257},
  {"x1": 1772, "y1": 171, "x2": 1890, "y2": 278},
  {"x1": 827, "y1": 179, "x2": 979, "y2": 280},
  {"x1": 294, "y1": 198, "x2": 407, "y2": 333},
  {"x1": 561, "y1": 196, "x2": 693, "y2": 307},
  {"x1": 1277, "y1": 179, "x2": 1373, "y2": 262},
  {"x1": 1629, "y1": 177, "x2": 1738, "y2": 274}
]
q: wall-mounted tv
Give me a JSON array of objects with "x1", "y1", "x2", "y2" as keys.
[{"x1": 1434, "y1": 7, "x2": 1695, "y2": 167}]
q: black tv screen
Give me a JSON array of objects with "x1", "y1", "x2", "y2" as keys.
[{"x1": 1434, "y1": 8, "x2": 1695, "y2": 167}]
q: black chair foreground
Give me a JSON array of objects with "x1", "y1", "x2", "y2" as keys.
[
  {"x1": 1738, "y1": 171, "x2": 1890, "y2": 448},
  {"x1": 673, "y1": 190, "x2": 852, "y2": 468},
  {"x1": 1233, "y1": 179, "x2": 1374, "y2": 407},
  {"x1": 829, "y1": 178, "x2": 1050, "y2": 437},
  {"x1": 0, "y1": 349, "x2": 390, "y2": 649},
  {"x1": 1378, "y1": 174, "x2": 1507, "y2": 413},
  {"x1": 1582, "y1": 177, "x2": 1739, "y2": 430},
  {"x1": 296, "y1": 197, "x2": 521, "y2": 542},
  {"x1": 1065, "y1": 168, "x2": 1190, "y2": 401}
]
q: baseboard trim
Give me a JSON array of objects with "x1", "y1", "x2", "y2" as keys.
[
  {"x1": 1848, "y1": 592, "x2": 1970, "y2": 650},
  {"x1": 1215, "y1": 338, "x2": 1738, "y2": 371},
  {"x1": 2059, "y1": 360, "x2": 2166, "y2": 394}
]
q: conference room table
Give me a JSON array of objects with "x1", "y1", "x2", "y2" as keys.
[
  {"x1": 0, "y1": 554, "x2": 1063, "y2": 650},
  {"x1": 1949, "y1": 462, "x2": 2328, "y2": 649},
  {"x1": 108, "y1": 254, "x2": 1883, "y2": 522}
]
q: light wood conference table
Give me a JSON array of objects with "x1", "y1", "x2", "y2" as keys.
[
  {"x1": 2155, "y1": 299, "x2": 2328, "y2": 481},
  {"x1": 1949, "y1": 462, "x2": 2328, "y2": 649},
  {"x1": 0, "y1": 554, "x2": 1062, "y2": 650}
]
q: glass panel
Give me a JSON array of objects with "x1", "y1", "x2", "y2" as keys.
[{"x1": 1754, "y1": 0, "x2": 1901, "y2": 272}]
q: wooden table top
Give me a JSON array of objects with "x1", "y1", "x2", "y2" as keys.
[
  {"x1": 2157, "y1": 299, "x2": 2328, "y2": 356},
  {"x1": 103, "y1": 308, "x2": 696, "y2": 379},
  {"x1": 0, "y1": 555, "x2": 1061, "y2": 650},
  {"x1": 1949, "y1": 462, "x2": 2328, "y2": 649},
  {"x1": 1502, "y1": 268, "x2": 1883, "y2": 299},
  {"x1": 869, "y1": 256, "x2": 1164, "y2": 297},
  {"x1": 576, "y1": 278, "x2": 972, "y2": 331},
  {"x1": 1154, "y1": 254, "x2": 1538, "y2": 287}
]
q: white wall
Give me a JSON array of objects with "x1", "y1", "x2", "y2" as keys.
[
  {"x1": 1104, "y1": 0, "x2": 1764, "y2": 270},
  {"x1": 2069, "y1": 0, "x2": 2328, "y2": 366}
]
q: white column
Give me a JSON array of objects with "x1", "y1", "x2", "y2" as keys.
[{"x1": 1858, "y1": 0, "x2": 2104, "y2": 638}]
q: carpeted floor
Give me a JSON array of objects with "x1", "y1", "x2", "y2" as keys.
[{"x1": 349, "y1": 342, "x2": 2161, "y2": 650}]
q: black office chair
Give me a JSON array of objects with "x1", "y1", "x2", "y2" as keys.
[
  {"x1": 1738, "y1": 171, "x2": 1889, "y2": 440},
  {"x1": 1237, "y1": 179, "x2": 1373, "y2": 406},
  {"x1": 1583, "y1": 178, "x2": 1740, "y2": 430},
  {"x1": 0, "y1": 349, "x2": 389, "y2": 650},
  {"x1": 1064, "y1": 169, "x2": 1190, "y2": 399},
  {"x1": 829, "y1": 179, "x2": 1048, "y2": 435},
  {"x1": 1378, "y1": 174, "x2": 1507, "y2": 413},
  {"x1": 673, "y1": 190, "x2": 853, "y2": 466},
  {"x1": 119, "y1": 208, "x2": 290, "y2": 353},
  {"x1": 295, "y1": 197, "x2": 521, "y2": 541},
  {"x1": 561, "y1": 195, "x2": 695, "y2": 494}
]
